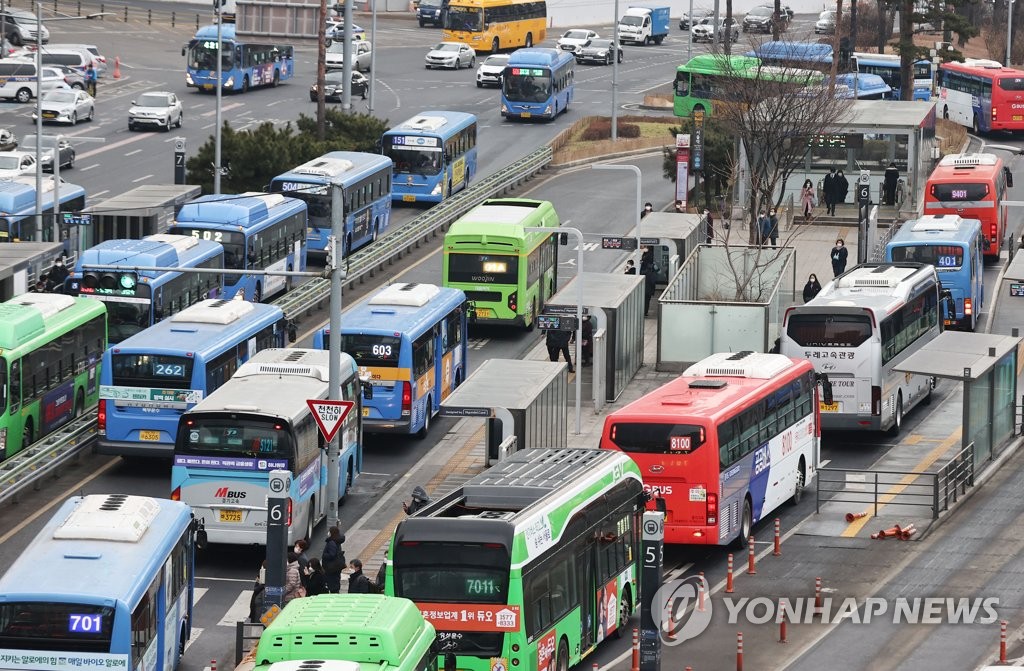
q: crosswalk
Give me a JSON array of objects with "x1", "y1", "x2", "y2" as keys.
[{"x1": 184, "y1": 585, "x2": 253, "y2": 654}]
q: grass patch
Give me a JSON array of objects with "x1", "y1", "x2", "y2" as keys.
[{"x1": 552, "y1": 115, "x2": 677, "y2": 164}]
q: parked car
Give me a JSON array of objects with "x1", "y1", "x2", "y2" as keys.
[
  {"x1": 325, "y1": 39, "x2": 372, "y2": 72},
  {"x1": 679, "y1": 11, "x2": 714, "y2": 30},
  {"x1": 128, "y1": 91, "x2": 183, "y2": 131},
  {"x1": 425, "y1": 41, "x2": 475, "y2": 69},
  {"x1": 0, "y1": 128, "x2": 17, "y2": 151},
  {"x1": 691, "y1": 17, "x2": 739, "y2": 42},
  {"x1": 58, "y1": 42, "x2": 107, "y2": 75},
  {"x1": 20, "y1": 133, "x2": 74, "y2": 171},
  {"x1": 475, "y1": 53, "x2": 509, "y2": 87},
  {"x1": 32, "y1": 88, "x2": 94, "y2": 125},
  {"x1": 0, "y1": 59, "x2": 63, "y2": 102},
  {"x1": 0, "y1": 151, "x2": 36, "y2": 178},
  {"x1": 815, "y1": 10, "x2": 837, "y2": 34},
  {"x1": 575, "y1": 38, "x2": 623, "y2": 65},
  {"x1": 309, "y1": 70, "x2": 368, "y2": 101},
  {"x1": 326, "y1": 21, "x2": 366, "y2": 41},
  {"x1": 557, "y1": 29, "x2": 599, "y2": 53},
  {"x1": 417, "y1": 0, "x2": 444, "y2": 27},
  {"x1": 47, "y1": 64, "x2": 86, "y2": 90},
  {"x1": 0, "y1": 8, "x2": 48, "y2": 46},
  {"x1": 742, "y1": 5, "x2": 787, "y2": 33}
]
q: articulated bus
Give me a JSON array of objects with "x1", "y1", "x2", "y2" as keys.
[
  {"x1": 168, "y1": 192, "x2": 307, "y2": 302},
  {"x1": 501, "y1": 48, "x2": 574, "y2": 120},
  {"x1": 253, "y1": 595, "x2": 438, "y2": 671},
  {"x1": 885, "y1": 215, "x2": 984, "y2": 331},
  {"x1": 673, "y1": 54, "x2": 822, "y2": 118},
  {"x1": 98, "y1": 299, "x2": 290, "y2": 458},
  {"x1": 442, "y1": 198, "x2": 558, "y2": 329},
  {"x1": 0, "y1": 494, "x2": 198, "y2": 671},
  {"x1": 173, "y1": 348, "x2": 362, "y2": 545},
  {"x1": 387, "y1": 448, "x2": 644, "y2": 671},
  {"x1": 937, "y1": 60, "x2": 1024, "y2": 133},
  {"x1": 269, "y1": 151, "x2": 393, "y2": 259},
  {"x1": 185, "y1": 23, "x2": 294, "y2": 92},
  {"x1": 601, "y1": 351, "x2": 819, "y2": 546},
  {"x1": 443, "y1": 0, "x2": 546, "y2": 54},
  {"x1": 923, "y1": 153, "x2": 1014, "y2": 262},
  {"x1": 0, "y1": 293, "x2": 106, "y2": 457},
  {"x1": 381, "y1": 112, "x2": 478, "y2": 204},
  {"x1": 66, "y1": 234, "x2": 225, "y2": 344},
  {"x1": 314, "y1": 283, "x2": 468, "y2": 439},
  {"x1": 780, "y1": 263, "x2": 944, "y2": 435}
]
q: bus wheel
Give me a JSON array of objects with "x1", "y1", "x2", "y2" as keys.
[
  {"x1": 242, "y1": 76, "x2": 250, "y2": 94},
  {"x1": 272, "y1": 70, "x2": 280, "y2": 87},
  {"x1": 555, "y1": 639, "x2": 569, "y2": 671},
  {"x1": 73, "y1": 389, "x2": 84, "y2": 420},
  {"x1": 526, "y1": 299, "x2": 537, "y2": 331},
  {"x1": 943, "y1": 106, "x2": 950, "y2": 119},
  {"x1": 491, "y1": 37, "x2": 499, "y2": 53},
  {"x1": 525, "y1": 32, "x2": 533, "y2": 47},
  {"x1": 888, "y1": 393, "x2": 903, "y2": 437},
  {"x1": 613, "y1": 586, "x2": 631, "y2": 638},
  {"x1": 252, "y1": 283, "x2": 262, "y2": 303},
  {"x1": 733, "y1": 498, "x2": 752, "y2": 548},
  {"x1": 304, "y1": 503, "x2": 315, "y2": 540},
  {"x1": 417, "y1": 401, "x2": 431, "y2": 440},
  {"x1": 22, "y1": 420, "x2": 33, "y2": 449},
  {"x1": 790, "y1": 458, "x2": 805, "y2": 505},
  {"x1": 972, "y1": 115, "x2": 980, "y2": 135}
]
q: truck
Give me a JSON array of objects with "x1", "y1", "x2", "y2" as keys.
[{"x1": 617, "y1": 4, "x2": 670, "y2": 45}]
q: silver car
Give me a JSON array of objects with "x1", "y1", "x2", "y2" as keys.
[
  {"x1": 425, "y1": 42, "x2": 476, "y2": 69},
  {"x1": 128, "y1": 91, "x2": 183, "y2": 132},
  {"x1": 815, "y1": 10, "x2": 836, "y2": 34},
  {"x1": 21, "y1": 133, "x2": 74, "y2": 171},
  {"x1": 32, "y1": 88, "x2": 94, "y2": 125},
  {"x1": 0, "y1": 151, "x2": 36, "y2": 178},
  {"x1": 325, "y1": 40, "x2": 372, "y2": 72}
]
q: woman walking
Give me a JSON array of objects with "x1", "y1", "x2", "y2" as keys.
[{"x1": 800, "y1": 179, "x2": 816, "y2": 222}]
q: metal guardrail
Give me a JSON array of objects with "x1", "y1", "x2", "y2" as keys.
[
  {"x1": 936, "y1": 442, "x2": 975, "y2": 514},
  {"x1": 10, "y1": 0, "x2": 215, "y2": 31},
  {"x1": 0, "y1": 410, "x2": 98, "y2": 506}
]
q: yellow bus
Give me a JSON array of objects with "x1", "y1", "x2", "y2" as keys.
[{"x1": 443, "y1": 0, "x2": 546, "y2": 54}]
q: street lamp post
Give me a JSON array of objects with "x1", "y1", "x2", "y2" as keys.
[
  {"x1": 213, "y1": 15, "x2": 223, "y2": 194},
  {"x1": 368, "y1": 0, "x2": 377, "y2": 111},
  {"x1": 52, "y1": 134, "x2": 62, "y2": 247},
  {"x1": 1007, "y1": 0, "x2": 1015, "y2": 66},
  {"x1": 593, "y1": 163, "x2": 643, "y2": 259},
  {"x1": 611, "y1": 0, "x2": 619, "y2": 141}
]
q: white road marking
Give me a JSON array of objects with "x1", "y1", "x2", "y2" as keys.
[
  {"x1": 183, "y1": 628, "x2": 203, "y2": 653},
  {"x1": 217, "y1": 590, "x2": 253, "y2": 627},
  {"x1": 79, "y1": 163, "x2": 100, "y2": 171},
  {"x1": 125, "y1": 149, "x2": 142, "y2": 156},
  {"x1": 132, "y1": 173, "x2": 154, "y2": 183}
]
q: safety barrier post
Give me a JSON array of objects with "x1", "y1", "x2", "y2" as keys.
[
  {"x1": 698, "y1": 572, "x2": 706, "y2": 612},
  {"x1": 667, "y1": 601, "x2": 676, "y2": 641},
  {"x1": 736, "y1": 632, "x2": 744, "y2": 671},
  {"x1": 631, "y1": 628, "x2": 639, "y2": 671},
  {"x1": 211, "y1": 660, "x2": 217, "y2": 671},
  {"x1": 778, "y1": 600, "x2": 787, "y2": 643},
  {"x1": 1000, "y1": 620, "x2": 1008, "y2": 663},
  {"x1": 773, "y1": 518, "x2": 781, "y2": 556},
  {"x1": 747, "y1": 536, "x2": 756, "y2": 574},
  {"x1": 814, "y1": 577, "x2": 823, "y2": 616},
  {"x1": 726, "y1": 553, "x2": 734, "y2": 593},
  {"x1": 593, "y1": 663, "x2": 598, "y2": 671}
]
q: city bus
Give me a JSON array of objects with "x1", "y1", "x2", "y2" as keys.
[
  {"x1": 313, "y1": 282, "x2": 468, "y2": 439},
  {"x1": 381, "y1": 112, "x2": 478, "y2": 205},
  {"x1": 97, "y1": 299, "x2": 291, "y2": 458},
  {"x1": 673, "y1": 54, "x2": 823, "y2": 117},
  {"x1": 172, "y1": 348, "x2": 362, "y2": 545},
  {"x1": 443, "y1": 0, "x2": 547, "y2": 54},
  {"x1": 744, "y1": 40, "x2": 833, "y2": 70},
  {"x1": 387, "y1": 448, "x2": 644, "y2": 671},
  {"x1": 885, "y1": 215, "x2": 984, "y2": 331},
  {"x1": 851, "y1": 52, "x2": 933, "y2": 101},
  {"x1": 184, "y1": 23, "x2": 294, "y2": 92},
  {"x1": 0, "y1": 293, "x2": 105, "y2": 456},
  {"x1": 168, "y1": 192, "x2": 307, "y2": 302},
  {"x1": 0, "y1": 176, "x2": 86, "y2": 252},
  {"x1": 600, "y1": 351, "x2": 820, "y2": 546},
  {"x1": 269, "y1": 151, "x2": 393, "y2": 259},
  {"x1": 937, "y1": 60, "x2": 1024, "y2": 133},
  {"x1": 441, "y1": 198, "x2": 558, "y2": 329},
  {"x1": 253, "y1": 595, "x2": 438, "y2": 671},
  {"x1": 500, "y1": 48, "x2": 574, "y2": 121},
  {"x1": 0, "y1": 494, "x2": 198, "y2": 671},
  {"x1": 780, "y1": 263, "x2": 944, "y2": 435},
  {"x1": 65, "y1": 234, "x2": 225, "y2": 344},
  {"x1": 923, "y1": 153, "x2": 1014, "y2": 262}
]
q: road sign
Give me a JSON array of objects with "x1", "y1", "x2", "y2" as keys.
[
  {"x1": 601, "y1": 236, "x2": 638, "y2": 251},
  {"x1": 306, "y1": 399, "x2": 354, "y2": 442}
]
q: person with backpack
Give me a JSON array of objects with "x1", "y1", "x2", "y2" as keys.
[
  {"x1": 321, "y1": 526, "x2": 346, "y2": 593},
  {"x1": 347, "y1": 559, "x2": 373, "y2": 594},
  {"x1": 304, "y1": 558, "x2": 329, "y2": 596}
]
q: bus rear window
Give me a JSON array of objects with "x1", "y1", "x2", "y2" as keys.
[
  {"x1": 888, "y1": 244, "x2": 963, "y2": 269},
  {"x1": 999, "y1": 77, "x2": 1024, "y2": 91},
  {"x1": 447, "y1": 253, "x2": 519, "y2": 285},
  {"x1": 786, "y1": 313, "x2": 872, "y2": 347},
  {"x1": 394, "y1": 542, "x2": 509, "y2": 604},
  {"x1": 608, "y1": 423, "x2": 706, "y2": 454},
  {"x1": 331, "y1": 334, "x2": 400, "y2": 367},
  {"x1": 112, "y1": 354, "x2": 195, "y2": 389},
  {"x1": 0, "y1": 602, "x2": 114, "y2": 652},
  {"x1": 178, "y1": 416, "x2": 291, "y2": 459},
  {"x1": 929, "y1": 183, "x2": 989, "y2": 201}
]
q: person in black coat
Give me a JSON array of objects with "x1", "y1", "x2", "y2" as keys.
[
  {"x1": 321, "y1": 526, "x2": 346, "y2": 594},
  {"x1": 641, "y1": 262, "x2": 657, "y2": 316},
  {"x1": 347, "y1": 559, "x2": 373, "y2": 594},
  {"x1": 581, "y1": 316, "x2": 593, "y2": 366},
  {"x1": 304, "y1": 558, "x2": 329, "y2": 596},
  {"x1": 823, "y1": 168, "x2": 837, "y2": 216},
  {"x1": 802, "y1": 274, "x2": 822, "y2": 302},
  {"x1": 835, "y1": 170, "x2": 849, "y2": 208},
  {"x1": 624, "y1": 260, "x2": 637, "y2": 275},
  {"x1": 641, "y1": 202, "x2": 653, "y2": 219},
  {"x1": 883, "y1": 162, "x2": 899, "y2": 206},
  {"x1": 703, "y1": 209, "x2": 714, "y2": 244},
  {"x1": 546, "y1": 328, "x2": 574, "y2": 373},
  {"x1": 830, "y1": 239, "x2": 849, "y2": 277}
]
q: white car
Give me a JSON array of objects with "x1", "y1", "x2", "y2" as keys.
[
  {"x1": 557, "y1": 29, "x2": 599, "y2": 53},
  {"x1": 32, "y1": 88, "x2": 94, "y2": 125},
  {"x1": 0, "y1": 150, "x2": 36, "y2": 178},
  {"x1": 128, "y1": 91, "x2": 183, "y2": 132},
  {"x1": 815, "y1": 10, "x2": 836, "y2": 34},
  {"x1": 476, "y1": 53, "x2": 509, "y2": 87},
  {"x1": 425, "y1": 42, "x2": 476, "y2": 69},
  {"x1": 326, "y1": 21, "x2": 366, "y2": 41},
  {"x1": 325, "y1": 40, "x2": 372, "y2": 72},
  {"x1": 691, "y1": 17, "x2": 738, "y2": 42}
]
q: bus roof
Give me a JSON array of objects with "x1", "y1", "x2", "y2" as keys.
[
  {"x1": 176, "y1": 192, "x2": 306, "y2": 229},
  {"x1": 940, "y1": 60, "x2": 1022, "y2": 78},
  {"x1": 195, "y1": 23, "x2": 237, "y2": 40},
  {"x1": 335, "y1": 283, "x2": 465, "y2": 339},
  {"x1": 0, "y1": 176, "x2": 85, "y2": 216},
  {"x1": 275, "y1": 151, "x2": 393, "y2": 185},
  {"x1": 745, "y1": 41, "x2": 832, "y2": 64},
  {"x1": 852, "y1": 52, "x2": 931, "y2": 66},
  {"x1": 832, "y1": 72, "x2": 891, "y2": 98},
  {"x1": 254, "y1": 594, "x2": 435, "y2": 669},
  {"x1": 507, "y1": 47, "x2": 573, "y2": 68},
  {"x1": 933, "y1": 152, "x2": 1002, "y2": 172},
  {"x1": 0, "y1": 495, "x2": 192, "y2": 607},
  {"x1": 76, "y1": 234, "x2": 222, "y2": 279},
  {"x1": 445, "y1": 198, "x2": 558, "y2": 242},
  {"x1": 678, "y1": 54, "x2": 760, "y2": 75},
  {"x1": 0, "y1": 294, "x2": 104, "y2": 350},
  {"x1": 385, "y1": 111, "x2": 477, "y2": 137},
  {"x1": 798, "y1": 263, "x2": 937, "y2": 313},
  {"x1": 887, "y1": 214, "x2": 982, "y2": 245},
  {"x1": 107, "y1": 299, "x2": 284, "y2": 360},
  {"x1": 445, "y1": 0, "x2": 538, "y2": 8}
]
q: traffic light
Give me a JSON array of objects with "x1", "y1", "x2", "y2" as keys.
[
  {"x1": 213, "y1": 0, "x2": 226, "y2": 11},
  {"x1": 82, "y1": 271, "x2": 137, "y2": 294},
  {"x1": 559, "y1": 232, "x2": 569, "y2": 245}
]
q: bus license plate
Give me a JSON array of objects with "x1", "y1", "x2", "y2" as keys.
[
  {"x1": 202, "y1": 85, "x2": 213, "y2": 91},
  {"x1": 521, "y1": 112, "x2": 531, "y2": 118},
  {"x1": 219, "y1": 510, "x2": 243, "y2": 523},
  {"x1": 819, "y1": 401, "x2": 840, "y2": 413},
  {"x1": 139, "y1": 430, "x2": 160, "y2": 441},
  {"x1": 362, "y1": 407, "x2": 370, "y2": 417},
  {"x1": 1014, "y1": 115, "x2": 1023, "y2": 121},
  {"x1": 402, "y1": 194, "x2": 416, "y2": 202},
  {"x1": 474, "y1": 308, "x2": 493, "y2": 318}
]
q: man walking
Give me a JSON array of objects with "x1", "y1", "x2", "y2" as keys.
[
  {"x1": 546, "y1": 327, "x2": 574, "y2": 373},
  {"x1": 823, "y1": 168, "x2": 837, "y2": 216}
]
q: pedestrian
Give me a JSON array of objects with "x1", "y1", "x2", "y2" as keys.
[
  {"x1": 48, "y1": 256, "x2": 69, "y2": 291},
  {"x1": 830, "y1": 238, "x2": 848, "y2": 277},
  {"x1": 33, "y1": 276, "x2": 47, "y2": 293},
  {"x1": 545, "y1": 327, "x2": 574, "y2": 373},
  {"x1": 248, "y1": 560, "x2": 267, "y2": 622},
  {"x1": 823, "y1": 168, "x2": 837, "y2": 216},
  {"x1": 294, "y1": 539, "x2": 311, "y2": 575},
  {"x1": 347, "y1": 559, "x2": 373, "y2": 594},
  {"x1": 321, "y1": 526, "x2": 346, "y2": 594},
  {"x1": 85, "y1": 63, "x2": 97, "y2": 97},
  {"x1": 624, "y1": 259, "x2": 637, "y2": 275},
  {"x1": 836, "y1": 170, "x2": 849, "y2": 209},
  {"x1": 768, "y1": 208, "x2": 779, "y2": 247},
  {"x1": 304, "y1": 558, "x2": 329, "y2": 596},
  {"x1": 283, "y1": 552, "x2": 306, "y2": 605},
  {"x1": 581, "y1": 316, "x2": 593, "y2": 367},
  {"x1": 757, "y1": 210, "x2": 771, "y2": 245},
  {"x1": 641, "y1": 202, "x2": 653, "y2": 219},
  {"x1": 674, "y1": 199, "x2": 685, "y2": 214},
  {"x1": 402, "y1": 485, "x2": 431, "y2": 514},
  {"x1": 802, "y1": 273, "x2": 822, "y2": 302},
  {"x1": 640, "y1": 246, "x2": 655, "y2": 272},
  {"x1": 883, "y1": 161, "x2": 899, "y2": 206},
  {"x1": 800, "y1": 179, "x2": 816, "y2": 222},
  {"x1": 372, "y1": 552, "x2": 387, "y2": 594},
  {"x1": 641, "y1": 260, "x2": 657, "y2": 316},
  {"x1": 703, "y1": 209, "x2": 714, "y2": 244}
]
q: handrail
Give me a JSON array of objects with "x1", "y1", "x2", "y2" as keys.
[{"x1": 0, "y1": 410, "x2": 98, "y2": 506}]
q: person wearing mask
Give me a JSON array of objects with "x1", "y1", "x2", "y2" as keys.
[
  {"x1": 800, "y1": 179, "x2": 816, "y2": 222},
  {"x1": 883, "y1": 162, "x2": 899, "y2": 206},
  {"x1": 304, "y1": 558, "x2": 329, "y2": 596},
  {"x1": 674, "y1": 199, "x2": 686, "y2": 214},
  {"x1": 624, "y1": 260, "x2": 637, "y2": 275},
  {"x1": 347, "y1": 559, "x2": 373, "y2": 594},
  {"x1": 85, "y1": 63, "x2": 98, "y2": 97},
  {"x1": 823, "y1": 168, "x2": 837, "y2": 216},
  {"x1": 835, "y1": 170, "x2": 849, "y2": 210},
  {"x1": 321, "y1": 526, "x2": 346, "y2": 594},
  {"x1": 641, "y1": 202, "x2": 653, "y2": 219},
  {"x1": 48, "y1": 257, "x2": 69, "y2": 292},
  {"x1": 283, "y1": 552, "x2": 306, "y2": 605},
  {"x1": 757, "y1": 210, "x2": 771, "y2": 246},
  {"x1": 830, "y1": 239, "x2": 848, "y2": 277},
  {"x1": 768, "y1": 208, "x2": 779, "y2": 247},
  {"x1": 802, "y1": 273, "x2": 822, "y2": 302},
  {"x1": 402, "y1": 486, "x2": 431, "y2": 514}
]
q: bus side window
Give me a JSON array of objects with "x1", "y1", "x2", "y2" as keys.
[{"x1": 9, "y1": 360, "x2": 20, "y2": 414}]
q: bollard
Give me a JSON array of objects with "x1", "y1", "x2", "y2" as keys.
[
  {"x1": 845, "y1": 511, "x2": 867, "y2": 522},
  {"x1": 123, "y1": 6, "x2": 127, "y2": 21},
  {"x1": 113, "y1": 57, "x2": 121, "y2": 79},
  {"x1": 736, "y1": 632, "x2": 744, "y2": 671},
  {"x1": 698, "y1": 572, "x2": 706, "y2": 612},
  {"x1": 195, "y1": 13, "x2": 200, "y2": 30},
  {"x1": 1000, "y1": 620, "x2": 1008, "y2": 663},
  {"x1": 726, "y1": 553, "x2": 734, "y2": 593},
  {"x1": 631, "y1": 628, "x2": 639, "y2": 671},
  {"x1": 814, "y1": 577, "x2": 823, "y2": 616},
  {"x1": 593, "y1": 664, "x2": 598, "y2": 671},
  {"x1": 172, "y1": 11, "x2": 176, "y2": 27},
  {"x1": 773, "y1": 518, "x2": 781, "y2": 556},
  {"x1": 747, "y1": 536, "x2": 756, "y2": 574},
  {"x1": 778, "y1": 600, "x2": 787, "y2": 643},
  {"x1": 667, "y1": 601, "x2": 676, "y2": 641},
  {"x1": 211, "y1": 661, "x2": 217, "y2": 671},
  {"x1": 99, "y1": 3, "x2": 104, "y2": 19},
  {"x1": 76, "y1": 0, "x2": 81, "y2": 16}
]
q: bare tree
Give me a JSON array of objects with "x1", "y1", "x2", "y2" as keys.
[
  {"x1": 829, "y1": 0, "x2": 844, "y2": 96},
  {"x1": 316, "y1": 0, "x2": 328, "y2": 139}
]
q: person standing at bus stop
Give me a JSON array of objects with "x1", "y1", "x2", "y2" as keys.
[{"x1": 322, "y1": 526, "x2": 346, "y2": 593}]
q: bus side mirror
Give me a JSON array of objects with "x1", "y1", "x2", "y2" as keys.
[
  {"x1": 559, "y1": 232, "x2": 568, "y2": 245},
  {"x1": 940, "y1": 289, "x2": 956, "y2": 322},
  {"x1": 817, "y1": 373, "x2": 833, "y2": 406},
  {"x1": 1005, "y1": 167, "x2": 1014, "y2": 188},
  {"x1": 287, "y1": 321, "x2": 298, "y2": 343},
  {"x1": 181, "y1": 46, "x2": 186, "y2": 57},
  {"x1": 192, "y1": 516, "x2": 208, "y2": 550},
  {"x1": 444, "y1": 654, "x2": 456, "y2": 671},
  {"x1": 362, "y1": 381, "x2": 373, "y2": 400}
]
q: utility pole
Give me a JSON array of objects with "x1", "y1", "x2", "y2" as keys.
[
  {"x1": 325, "y1": 182, "x2": 345, "y2": 530},
  {"x1": 213, "y1": 9, "x2": 223, "y2": 194},
  {"x1": 341, "y1": 0, "x2": 353, "y2": 112}
]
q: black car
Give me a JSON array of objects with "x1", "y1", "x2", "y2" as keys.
[
  {"x1": 679, "y1": 11, "x2": 714, "y2": 30},
  {"x1": 575, "y1": 38, "x2": 623, "y2": 65},
  {"x1": 20, "y1": 133, "x2": 75, "y2": 171},
  {"x1": 309, "y1": 71, "x2": 368, "y2": 102},
  {"x1": 742, "y1": 5, "x2": 788, "y2": 33},
  {"x1": 417, "y1": 0, "x2": 444, "y2": 27}
]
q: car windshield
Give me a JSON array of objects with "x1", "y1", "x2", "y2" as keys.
[
  {"x1": 435, "y1": 43, "x2": 461, "y2": 51},
  {"x1": 620, "y1": 15, "x2": 642, "y2": 25},
  {"x1": 325, "y1": 72, "x2": 346, "y2": 84},
  {"x1": 136, "y1": 93, "x2": 170, "y2": 106},
  {"x1": 327, "y1": 41, "x2": 346, "y2": 53},
  {"x1": 0, "y1": 156, "x2": 22, "y2": 170},
  {"x1": 750, "y1": 6, "x2": 771, "y2": 15},
  {"x1": 820, "y1": 11, "x2": 835, "y2": 18},
  {"x1": 564, "y1": 30, "x2": 588, "y2": 39},
  {"x1": 445, "y1": 6, "x2": 482, "y2": 31},
  {"x1": 502, "y1": 70, "x2": 552, "y2": 102},
  {"x1": 588, "y1": 39, "x2": 612, "y2": 48},
  {"x1": 45, "y1": 91, "x2": 76, "y2": 103},
  {"x1": 483, "y1": 55, "x2": 508, "y2": 67}
]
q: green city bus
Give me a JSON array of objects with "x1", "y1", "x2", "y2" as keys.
[
  {"x1": 442, "y1": 198, "x2": 558, "y2": 329},
  {"x1": 0, "y1": 293, "x2": 107, "y2": 457},
  {"x1": 386, "y1": 448, "x2": 645, "y2": 671},
  {"x1": 673, "y1": 53, "x2": 824, "y2": 117},
  {"x1": 254, "y1": 594, "x2": 440, "y2": 671}
]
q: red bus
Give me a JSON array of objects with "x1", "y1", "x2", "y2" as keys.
[
  {"x1": 600, "y1": 351, "x2": 820, "y2": 547},
  {"x1": 924, "y1": 153, "x2": 1015, "y2": 262},
  {"x1": 936, "y1": 60, "x2": 1024, "y2": 134}
]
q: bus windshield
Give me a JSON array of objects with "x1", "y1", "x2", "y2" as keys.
[
  {"x1": 502, "y1": 69, "x2": 551, "y2": 102},
  {"x1": 394, "y1": 541, "x2": 509, "y2": 604},
  {"x1": 0, "y1": 602, "x2": 114, "y2": 653},
  {"x1": 608, "y1": 422, "x2": 707, "y2": 454},
  {"x1": 445, "y1": 7, "x2": 482, "y2": 31},
  {"x1": 786, "y1": 313, "x2": 873, "y2": 348},
  {"x1": 112, "y1": 354, "x2": 195, "y2": 390},
  {"x1": 447, "y1": 253, "x2": 519, "y2": 284},
  {"x1": 187, "y1": 40, "x2": 234, "y2": 70},
  {"x1": 383, "y1": 142, "x2": 442, "y2": 176},
  {"x1": 888, "y1": 244, "x2": 964, "y2": 269},
  {"x1": 179, "y1": 416, "x2": 292, "y2": 460},
  {"x1": 107, "y1": 301, "x2": 152, "y2": 345}
]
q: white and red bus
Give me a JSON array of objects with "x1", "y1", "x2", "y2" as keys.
[
  {"x1": 600, "y1": 351, "x2": 820, "y2": 547},
  {"x1": 936, "y1": 60, "x2": 1024, "y2": 134},
  {"x1": 924, "y1": 153, "x2": 1015, "y2": 262}
]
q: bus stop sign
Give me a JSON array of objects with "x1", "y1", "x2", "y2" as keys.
[{"x1": 307, "y1": 399, "x2": 354, "y2": 442}]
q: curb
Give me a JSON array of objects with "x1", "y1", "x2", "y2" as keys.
[{"x1": 549, "y1": 146, "x2": 668, "y2": 171}]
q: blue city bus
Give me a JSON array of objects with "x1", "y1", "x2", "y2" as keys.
[
  {"x1": 184, "y1": 23, "x2": 294, "y2": 92},
  {"x1": 885, "y1": 214, "x2": 984, "y2": 331},
  {"x1": 168, "y1": 192, "x2": 307, "y2": 303},
  {"x1": 0, "y1": 176, "x2": 87, "y2": 252},
  {"x1": 745, "y1": 40, "x2": 833, "y2": 68},
  {"x1": 97, "y1": 299, "x2": 291, "y2": 458},
  {"x1": 172, "y1": 348, "x2": 362, "y2": 545},
  {"x1": 0, "y1": 494, "x2": 198, "y2": 671},
  {"x1": 268, "y1": 151, "x2": 393, "y2": 259},
  {"x1": 65, "y1": 234, "x2": 225, "y2": 345},
  {"x1": 313, "y1": 282, "x2": 468, "y2": 439},
  {"x1": 381, "y1": 111, "x2": 478, "y2": 204},
  {"x1": 500, "y1": 48, "x2": 574, "y2": 120},
  {"x1": 851, "y1": 52, "x2": 933, "y2": 101}
]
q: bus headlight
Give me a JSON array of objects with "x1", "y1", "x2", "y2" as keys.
[
  {"x1": 225, "y1": 76, "x2": 235, "y2": 87},
  {"x1": 544, "y1": 105, "x2": 552, "y2": 115},
  {"x1": 501, "y1": 103, "x2": 508, "y2": 113},
  {"x1": 431, "y1": 183, "x2": 443, "y2": 195},
  {"x1": 185, "y1": 73, "x2": 194, "y2": 85}
]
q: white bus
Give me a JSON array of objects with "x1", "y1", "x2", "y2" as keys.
[{"x1": 780, "y1": 263, "x2": 945, "y2": 435}]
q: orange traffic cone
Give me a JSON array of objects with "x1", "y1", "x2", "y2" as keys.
[
  {"x1": 845, "y1": 512, "x2": 868, "y2": 522},
  {"x1": 870, "y1": 525, "x2": 901, "y2": 540},
  {"x1": 113, "y1": 56, "x2": 122, "y2": 79},
  {"x1": 899, "y1": 524, "x2": 917, "y2": 540}
]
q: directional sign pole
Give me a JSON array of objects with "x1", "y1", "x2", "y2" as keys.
[
  {"x1": 265, "y1": 469, "x2": 292, "y2": 613},
  {"x1": 307, "y1": 399, "x2": 355, "y2": 443},
  {"x1": 326, "y1": 183, "x2": 345, "y2": 531}
]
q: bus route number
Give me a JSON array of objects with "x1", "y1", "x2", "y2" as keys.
[
  {"x1": 781, "y1": 432, "x2": 793, "y2": 456},
  {"x1": 372, "y1": 344, "x2": 392, "y2": 358},
  {"x1": 669, "y1": 435, "x2": 692, "y2": 453},
  {"x1": 190, "y1": 230, "x2": 224, "y2": 242},
  {"x1": 68, "y1": 614, "x2": 103, "y2": 634}
]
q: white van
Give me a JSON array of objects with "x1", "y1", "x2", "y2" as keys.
[
  {"x1": 0, "y1": 60, "x2": 63, "y2": 102},
  {"x1": 0, "y1": 8, "x2": 49, "y2": 46},
  {"x1": 56, "y1": 43, "x2": 106, "y2": 75},
  {"x1": 38, "y1": 46, "x2": 93, "y2": 74}
]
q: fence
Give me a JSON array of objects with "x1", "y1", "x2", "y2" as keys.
[{"x1": 9, "y1": 0, "x2": 215, "y2": 31}]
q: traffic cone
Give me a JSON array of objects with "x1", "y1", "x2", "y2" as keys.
[
  {"x1": 899, "y1": 524, "x2": 917, "y2": 540},
  {"x1": 845, "y1": 512, "x2": 868, "y2": 522},
  {"x1": 870, "y1": 525, "x2": 901, "y2": 539},
  {"x1": 113, "y1": 57, "x2": 122, "y2": 79}
]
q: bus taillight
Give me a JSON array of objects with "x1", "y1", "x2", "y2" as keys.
[
  {"x1": 507, "y1": 291, "x2": 517, "y2": 312},
  {"x1": 97, "y1": 399, "x2": 106, "y2": 433},
  {"x1": 170, "y1": 486, "x2": 180, "y2": 502},
  {"x1": 401, "y1": 382, "x2": 412, "y2": 416},
  {"x1": 287, "y1": 498, "x2": 293, "y2": 526},
  {"x1": 871, "y1": 386, "x2": 881, "y2": 416},
  {"x1": 964, "y1": 298, "x2": 973, "y2": 315},
  {"x1": 706, "y1": 493, "x2": 718, "y2": 526}
]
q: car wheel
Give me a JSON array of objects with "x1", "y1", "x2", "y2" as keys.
[
  {"x1": 241, "y1": 75, "x2": 249, "y2": 93},
  {"x1": 128, "y1": 121, "x2": 135, "y2": 131},
  {"x1": 468, "y1": 56, "x2": 475, "y2": 68},
  {"x1": 87, "y1": 106, "x2": 94, "y2": 121},
  {"x1": 476, "y1": 80, "x2": 482, "y2": 87},
  {"x1": 419, "y1": 19, "x2": 425, "y2": 26},
  {"x1": 67, "y1": 153, "x2": 75, "y2": 169},
  {"x1": 491, "y1": 37, "x2": 499, "y2": 52},
  {"x1": 605, "y1": 53, "x2": 612, "y2": 65},
  {"x1": 15, "y1": 88, "x2": 30, "y2": 104},
  {"x1": 176, "y1": 113, "x2": 183, "y2": 128},
  {"x1": 525, "y1": 32, "x2": 533, "y2": 47},
  {"x1": 70, "y1": 112, "x2": 77, "y2": 126},
  {"x1": 72, "y1": 83, "x2": 84, "y2": 90}
]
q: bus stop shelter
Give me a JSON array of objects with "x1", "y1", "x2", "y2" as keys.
[
  {"x1": 0, "y1": 241, "x2": 63, "y2": 300},
  {"x1": 83, "y1": 184, "x2": 201, "y2": 246},
  {"x1": 894, "y1": 330, "x2": 1021, "y2": 468},
  {"x1": 635, "y1": 212, "x2": 706, "y2": 286},
  {"x1": 440, "y1": 359, "x2": 567, "y2": 466}
]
